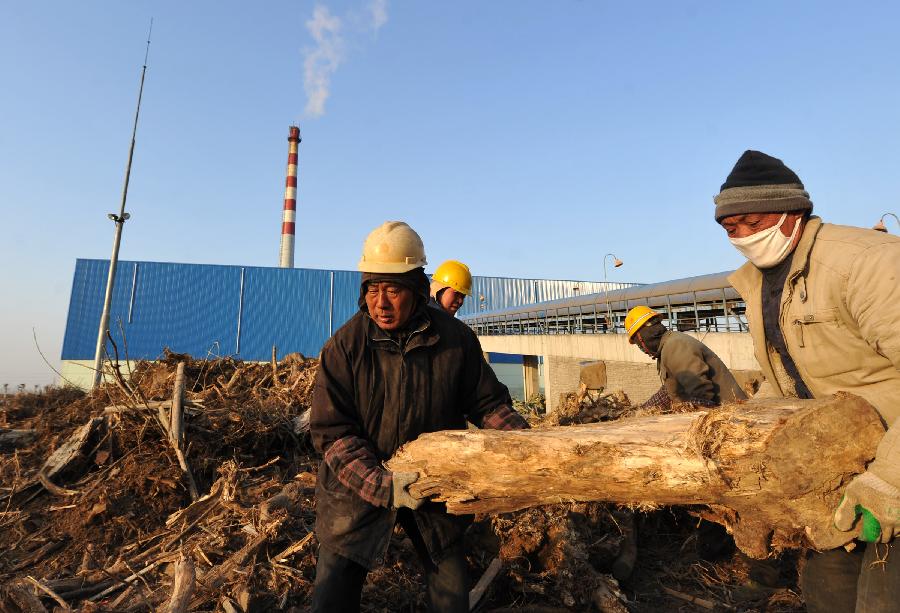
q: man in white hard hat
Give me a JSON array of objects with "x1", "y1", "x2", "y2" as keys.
[
  {"x1": 310, "y1": 221, "x2": 529, "y2": 613},
  {"x1": 716, "y1": 150, "x2": 900, "y2": 612}
]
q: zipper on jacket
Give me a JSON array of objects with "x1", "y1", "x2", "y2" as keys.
[
  {"x1": 793, "y1": 319, "x2": 805, "y2": 347},
  {"x1": 779, "y1": 268, "x2": 809, "y2": 351}
]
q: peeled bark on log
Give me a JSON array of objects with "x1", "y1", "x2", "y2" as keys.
[
  {"x1": 1, "y1": 583, "x2": 49, "y2": 613},
  {"x1": 39, "y1": 417, "x2": 106, "y2": 495},
  {"x1": 387, "y1": 393, "x2": 885, "y2": 558}
]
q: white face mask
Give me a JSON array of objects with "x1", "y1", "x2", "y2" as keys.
[{"x1": 728, "y1": 214, "x2": 801, "y2": 269}]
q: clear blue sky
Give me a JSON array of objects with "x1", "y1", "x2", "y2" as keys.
[{"x1": 2, "y1": 1, "x2": 899, "y2": 386}]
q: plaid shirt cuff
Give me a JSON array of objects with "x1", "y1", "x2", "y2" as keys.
[
  {"x1": 641, "y1": 387, "x2": 718, "y2": 410},
  {"x1": 323, "y1": 435, "x2": 392, "y2": 507},
  {"x1": 482, "y1": 404, "x2": 530, "y2": 430},
  {"x1": 641, "y1": 386, "x2": 672, "y2": 411}
]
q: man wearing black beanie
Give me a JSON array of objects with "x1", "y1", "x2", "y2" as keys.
[{"x1": 716, "y1": 151, "x2": 900, "y2": 612}]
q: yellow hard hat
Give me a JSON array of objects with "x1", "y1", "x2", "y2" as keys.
[
  {"x1": 358, "y1": 221, "x2": 427, "y2": 273},
  {"x1": 431, "y1": 260, "x2": 472, "y2": 296},
  {"x1": 624, "y1": 305, "x2": 661, "y2": 340}
]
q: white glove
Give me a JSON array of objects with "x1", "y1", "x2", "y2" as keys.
[{"x1": 391, "y1": 471, "x2": 424, "y2": 510}]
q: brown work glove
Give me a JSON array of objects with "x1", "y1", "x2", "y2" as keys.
[
  {"x1": 834, "y1": 423, "x2": 900, "y2": 542},
  {"x1": 391, "y1": 471, "x2": 425, "y2": 510}
]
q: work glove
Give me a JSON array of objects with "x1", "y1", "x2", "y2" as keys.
[
  {"x1": 391, "y1": 471, "x2": 424, "y2": 510},
  {"x1": 834, "y1": 473, "x2": 900, "y2": 542},
  {"x1": 834, "y1": 424, "x2": 900, "y2": 543}
]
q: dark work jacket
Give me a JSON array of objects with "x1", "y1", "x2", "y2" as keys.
[
  {"x1": 426, "y1": 296, "x2": 445, "y2": 313},
  {"x1": 657, "y1": 330, "x2": 747, "y2": 404},
  {"x1": 311, "y1": 305, "x2": 511, "y2": 568}
]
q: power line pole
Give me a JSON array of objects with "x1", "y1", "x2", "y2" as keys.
[{"x1": 91, "y1": 20, "x2": 153, "y2": 390}]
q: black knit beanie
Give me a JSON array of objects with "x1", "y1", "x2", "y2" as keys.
[
  {"x1": 358, "y1": 267, "x2": 430, "y2": 310},
  {"x1": 714, "y1": 150, "x2": 813, "y2": 222}
]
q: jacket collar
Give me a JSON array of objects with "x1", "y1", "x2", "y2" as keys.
[
  {"x1": 365, "y1": 305, "x2": 439, "y2": 352},
  {"x1": 657, "y1": 329, "x2": 673, "y2": 352},
  {"x1": 654, "y1": 330, "x2": 673, "y2": 369}
]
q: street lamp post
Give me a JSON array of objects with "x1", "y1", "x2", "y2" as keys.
[
  {"x1": 603, "y1": 253, "x2": 623, "y2": 331},
  {"x1": 873, "y1": 212, "x2": 900, "y2": 233}
]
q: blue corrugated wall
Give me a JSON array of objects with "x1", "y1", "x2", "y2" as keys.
[
  {"x1": 62, "y1": 259, "x2": 636, "y2": 361},
  {"x1": 456, "y1": 276, "x2": 634, "y2": 318}
]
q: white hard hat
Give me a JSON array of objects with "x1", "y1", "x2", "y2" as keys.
[{"x1": 358, "y1": 221, "x2": 428, "y2": 273}]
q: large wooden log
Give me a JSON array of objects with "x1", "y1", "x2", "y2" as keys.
[{"x1": 387, "y1": 393, "x2": 885, "y2": 558}]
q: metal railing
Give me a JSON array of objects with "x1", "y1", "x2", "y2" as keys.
[{"x1": 462, "y1": 271, "x2": 748, "y2": 336}]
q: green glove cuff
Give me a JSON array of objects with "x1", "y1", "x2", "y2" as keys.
[{"x1": 857, "y1": 505, "x2": 883, "y2": 542}]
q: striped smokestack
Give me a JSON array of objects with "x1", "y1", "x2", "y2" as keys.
[{"x1": 279, "y1": 125, "x2": 301, "y2": 268}]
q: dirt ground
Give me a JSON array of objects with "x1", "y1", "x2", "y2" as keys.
[{"x1": 0, "y1": 355, "x2": 805, "y2": 612}]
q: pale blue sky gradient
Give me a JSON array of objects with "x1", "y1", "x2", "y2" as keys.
[{"x1": 2, "y1": 1, "x2": 899, "y2": 385}]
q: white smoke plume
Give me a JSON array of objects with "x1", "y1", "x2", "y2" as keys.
[
  {"x1": 302, "y1": 1, "x2": 388, "y2": 118},
  {"x1": 304, "y1": 6, "x2": 343, "y2": 118},
  {"x1": 370, "y1": 0, "x2": 388, "y2": 31}
]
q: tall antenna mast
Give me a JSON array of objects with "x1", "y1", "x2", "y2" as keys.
[{"x1": 91, "y1": 19, "x2": 153, "y2": 389}]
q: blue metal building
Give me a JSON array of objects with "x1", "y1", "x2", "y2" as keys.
[{"x1": 62, "y1": 259, "x2": 637, "y2": 368}]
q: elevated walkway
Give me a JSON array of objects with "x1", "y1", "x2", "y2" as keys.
[{"x1": 463, "y1": 271, "x2": 761, "y2": 412}]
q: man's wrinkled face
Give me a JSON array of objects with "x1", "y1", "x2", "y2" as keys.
[
  {"x1": 365, "y1": 282, "x2": 415, "y2": 331},
  {"x1": 719, "y1": 212, "x2": 805, "y2": 240},
  {"x1": 438, "y1": 288, "x2": 465, "y2": 316}
]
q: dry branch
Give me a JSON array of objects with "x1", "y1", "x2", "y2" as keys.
[
  {"x1": 167, "y1": 362, "x2": 198, "y2": 501},
  {"x1": 170, "y1": 362, "x2": 186, "y2": 447},
  {"x1": 164, "y1": 554, "x2": 196, "y2": 613},
  {"x1": 660, "y1": 586, "x2": 716, "y2": 610},
  {"x1": 103, "y1": 400, "x2": 204, "y2": 415},
  {"x1": 468, "y1": 557, "x2": 502, "y2": 611},
  {"x1": 270, "y1": 531, "x2": 314, "y2": 563},
  {"x1": 388, "y1": 393, "x2": 885, "y2": 558},
  {"x1": 24, "y1": 576, "x2": 70, "y2": 610}
]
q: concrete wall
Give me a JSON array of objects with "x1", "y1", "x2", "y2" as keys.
[
  {"x1": 61, "y1": 360, "x2": 140, "y2": 390},
  {"x1": 605, "y1": 362, "x2": 662, "y2": 405},
  {"x1": 544, "y1": 356, "x2": 584, "y2": 413},
  {"x1": 478, "y1": 332, "x2": 758, "y2": 371},
  {"x1": 543, "y1": 358, "x2": 661, "y2": 412}
]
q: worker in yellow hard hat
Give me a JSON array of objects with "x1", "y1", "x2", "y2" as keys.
[
  {"x1": 625, "y1": 305, "x2": 746, "y2": 409},
  {"x1": 429, "y1": 259, "x2": 472, "y2": 316},
  {"x1": 626, "y1": 305, "x2": 752, "y2": 567}
]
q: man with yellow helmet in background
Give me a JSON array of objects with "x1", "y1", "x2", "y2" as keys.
[
  {"x1": 624, "y1": 305, "x2": 747, "y2": 409},
  {"x1": 430, "y1": 259, "x2": 472, "y2": 316},
  {"x1": 624, "y1": 305, "x2": 753, "y2": 567}
]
